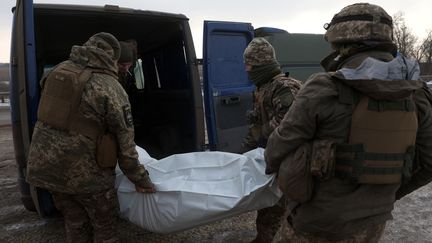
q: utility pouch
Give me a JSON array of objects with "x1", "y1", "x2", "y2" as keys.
[
  {"x1": 96, "y1": 132, "x2": 118, "y2": 168},
  {"x1": 310, "y1": 140, "x2": 336, "y2": 181},
  {"x1": 277, "y1": 143, "x2": 313, "y2": 203}
]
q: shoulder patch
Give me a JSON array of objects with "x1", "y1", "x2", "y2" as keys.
[
  {"x1": 122, "y1": 105, "x2": 134, "y2": 127},
  {"x1": 279, "y1": 89, "x2": 294, "y2": 107}
]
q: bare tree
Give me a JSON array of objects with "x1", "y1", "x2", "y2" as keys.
[
  {"x1": 420, "y1": 30, "x2": 432, "y2": 63},
  {"x1": 393, "y1": 12, "x2": 418, "y2": 59}
]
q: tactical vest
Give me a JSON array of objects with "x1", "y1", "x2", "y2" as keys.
[
  {"x1": 37, "y1": 62, "x2": 119, "y2": 168},
  {"x1": 38, "y1": 63, "x2": 103, "y2": 140},
  {"x1": 335, "y1": 82, "x2": 418, "y2": 184}
]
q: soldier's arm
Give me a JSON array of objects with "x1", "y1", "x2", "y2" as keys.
[
  {"x1": 263, "y1": 85, "x2": 294, "y2": 138},
  {"x1": 264, "y1": 77, "x2": 326, "y2": 174},
  {"x1": 240, "y1": 129, "x2": 259, "y2": 153},
  {"x1": 241, "y1": 107, "x2": 263, "y2": 152},
  {"x1": 104, "y1": 79, "x2": 155, "y2": 192},
  {"x1": 396, "y1": 87, "x2": 432, "y2": 199}
]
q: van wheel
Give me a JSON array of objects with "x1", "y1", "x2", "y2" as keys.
[{"x1": 18, "y1": 177, "x2": 36, "y2": 211}]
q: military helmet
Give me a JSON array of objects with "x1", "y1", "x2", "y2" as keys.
[
  {"x1": 243, "y1": 37, "x2": 277, "y2": 66},
  {"x1": 324, "y1": 3, "x2": 393, "y2": 45}
]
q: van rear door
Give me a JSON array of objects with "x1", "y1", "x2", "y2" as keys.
[
  {"x1": 11, "y1": 0, "x2": 57, "y2": 216},
  {"x1": 11, "y1": 0, "x2": 38, "y2": 155},
  {"x1": 202, "y1": 21, "x2": 254, "y2": 152}
]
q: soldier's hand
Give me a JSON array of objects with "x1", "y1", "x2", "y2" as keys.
[
  {"x1": 246, "y1": 109, "x2": 259, "y2": 124},
  {"x1": 135, "y1": 171, "x2": 156, "y2": 193},
  {"x1": 135, "y1": 184, "x2": 156, "y2": 193},
  {"x1": 265, "y1": 165, "x2": 277, "y2": 175}
]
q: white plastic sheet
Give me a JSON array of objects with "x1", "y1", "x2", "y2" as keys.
[{"x1": 115, "y1": 146, "x2": 282, "y2": 233}]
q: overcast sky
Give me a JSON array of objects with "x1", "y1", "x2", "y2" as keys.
[{"x1": 1, "y1": 0, "x2": 431, "y2": 63}]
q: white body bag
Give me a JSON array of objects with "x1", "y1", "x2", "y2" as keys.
[{"x1": 115, "y1": 147, "x2": 282, "y2": 233}]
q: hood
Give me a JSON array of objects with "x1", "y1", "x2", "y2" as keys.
[
  {"x1": 69, "y1": 32, "x2": 119, "y2": 75},
  {"x1": 333, "y1": 54, "x2": 423, "y2": 100}
]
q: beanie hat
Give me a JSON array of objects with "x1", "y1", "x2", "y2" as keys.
[
  {"x1": 243, "y1": 37, "x2": 277, "y2": 66},
  {"x1": 119, "y1": 41, "x2": 135, "y2": 63}
]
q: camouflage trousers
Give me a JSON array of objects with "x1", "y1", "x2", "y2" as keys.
[
  {"x1": 252, "y1": 196, "x2": 287, "y2": 243},
  {"x1": 276, "y1": 220, "x2": 386, "y2": 243},
  {"x1": 51, "y1": 188, "x2": 120, "y2": 243}
]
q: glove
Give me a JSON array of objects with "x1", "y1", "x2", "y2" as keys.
[
  {"x1": 135, "y1": 171, "x2": 156, "y2": 193},
  {"x1": 246, "y1": 109, "x2": 260, "y2": 124},
  {"x1": 265, "y1": 166, "x2": 277, "y2": 175}
]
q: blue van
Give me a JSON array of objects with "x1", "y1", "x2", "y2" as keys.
[{"x1": 10, "y1": 0, "x2": 331, "y2": 216}]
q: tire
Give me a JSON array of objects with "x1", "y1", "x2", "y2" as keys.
[
  {"x1": 18, "y1": 177, "x2": 36, "y2": 212},
  {"x1": 21, "y1": 194, "x2": 36, "y2": 212}
]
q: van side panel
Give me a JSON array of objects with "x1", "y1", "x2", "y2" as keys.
[{"x1": 266, "y1": 33, "x2": 332, "y2": 81}]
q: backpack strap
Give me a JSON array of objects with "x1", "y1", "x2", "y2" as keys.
[
  {"x1": 68, "y1": 68, "x2": 110, "y2": 141},
  {"x1": 336, "y1": 79, "x2": 361, "y2": 106},
  {"x1": 367, "y1": 99, "x2": 415, "y2": 112}
]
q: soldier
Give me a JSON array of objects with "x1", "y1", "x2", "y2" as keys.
[
  {"x1": 265, "y1": 3, "x2": 432, "y2": 242},
  {"x1": 241, "y1": 37, "x2": 301, "y2": 243},
  {"x1": 26, "y1": 32, "x2": 155, "y2": 243},
  {"x1": 118, "y1": 40, "x2": 138, "y2": 94}
]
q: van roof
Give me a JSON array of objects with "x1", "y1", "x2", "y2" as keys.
[{"x1": 34, "y1": 3, "x2": 189, "y2": 20}]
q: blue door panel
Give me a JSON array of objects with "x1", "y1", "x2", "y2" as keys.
[
  {"x1": 203, "y1": 21, "x2": 254, "y2": 152},
  {"x1": 24, "y1": 0, "x2": 39, "y2": 125}
]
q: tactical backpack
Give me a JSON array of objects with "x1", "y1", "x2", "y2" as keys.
[
  {"x1": 37, "y1": 62, "x2": 119, "y2": 168},
  {"x1": 334, "y1": 83, "x2": 418, "y2": 184}
]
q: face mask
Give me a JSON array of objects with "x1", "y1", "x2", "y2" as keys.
[{"x1": 247, "y1": 62, "x2": 282, "y2": 87}]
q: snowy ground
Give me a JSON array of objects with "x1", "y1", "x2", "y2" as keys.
[
  {"x1": 380, "y1": 183, "x2": 432, "y2": 242},
  {"x1": 0, "y1": 99, "x2": 9, "y2": 106}
]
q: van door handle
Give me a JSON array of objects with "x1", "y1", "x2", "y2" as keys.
[{"x1": 222, "y1": 96, "x2": 240, "y2": 105}]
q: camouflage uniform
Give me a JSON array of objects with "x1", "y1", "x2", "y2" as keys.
[
  {"x1": 51, "y1": 189, "x2": 119, "y2": 243},
  {"x1": 265, "y1": 3, "x2": 432, "y2": 242},
  {"x1": 242, "y1": 37, "x2": 301, "y2": 243},
  {"x1": 242, "y1": 74, "x2": 301, "y2": 150},
  {"x1": 27, "y1": 33, "x2": 153, "y2": 242},
  {"x1": 242, "y1": 37, "x2": 301, "y2": 152}
]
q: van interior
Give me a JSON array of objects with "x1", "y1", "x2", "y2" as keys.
[{"x1": 33, "y1": 5, "x2": 201, "y2": 159}]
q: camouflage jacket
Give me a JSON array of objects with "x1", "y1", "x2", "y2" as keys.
[
  {"x1": 264, "y1": 51, "x2": 432, "y2": 239},
  {"x1": 27, "y1": 41, "x2": 150, "y2": 194},
  {"x1": 241, "y1": 73, "x2": 301, "y2": 151}
]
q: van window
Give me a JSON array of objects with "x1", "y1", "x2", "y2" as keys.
[{"x1": 134, "y1": 59, "x2": 145, "y2": 90}]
